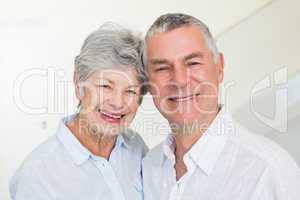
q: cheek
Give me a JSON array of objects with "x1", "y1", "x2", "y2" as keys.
[
  {"x1": 148, "y1": 72, "x2": 169, "y2": 90},
  {"x1": 149, "y1": 79, "x2": 168, "y2": 98},
  {"x1": 81, "y1": 91, "x2": 97, "y2": 109},
  {"x1": 125, "y1": 96, "x2": 140, "y2": 112},
  {"x1": 97, "y1": 90, "x2": 115, "y2": 106},
  {"x1": 123, "y1": 101, "x2": 139, "y2": 125},
  {"x1": 152, "y1": 96, "x2": 162, "y2": 110},
  {"x1": 191, "y1": 68, "x2": 209, "y2": 80},
  {"x1": 192, "y1": 68, "x2": 220, "y2": 87},
  {"x1": 149, "y1": 84, "x2": 166, "y2": 106}
]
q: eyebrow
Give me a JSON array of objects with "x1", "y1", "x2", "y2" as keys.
[
  {"x1": 127, "y1": 85, "x2": 139, "y2": 89},
  {"x1": 94, "y1": 78, "x2": 139, "y2": 89},
  {"x1": 94, "y1": 78, "x2": 113, "y2": 84},
  {"x1": 183, "y1": 52, "x2": 204, "y2": 61},
  {"x1": 149, "y1": 58, "x2": 171, "y2": 66},
  {"x1": 149, "y1": 52, "x2": 204, "y2": 65}
]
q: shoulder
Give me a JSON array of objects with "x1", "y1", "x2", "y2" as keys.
[
  {"x1": 9, "y1": 135, "x2": 62, "y2": 199},
  {"x1": 231, "y1": 123, "x2": 300, "y2": 198},
  {"x1": 230, "y1": 123, "x2": 298, "y2": 168},
  {"x1": 123, "y1": 128, "x2": 149, "y2": 156},
  {"x1": 10, "y1": 135, "x2": 62, "y2": 176},
  {"x1": 142, "y1": 142, "x2": 165, "y2": 168},
  {"x1": 14, "y1": 135, "x2": 61, "y2": 172},
  {"x1": 227, "y1": 122, "x2": 300, "y2": 193}
]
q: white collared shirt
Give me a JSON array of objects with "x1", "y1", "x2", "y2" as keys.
[
  {"x1": 142, "y1": 111, "x2": 300, "y2": 200},
  {"x1": 10, "y1": 115, "x2": 148, "y2": 200}
]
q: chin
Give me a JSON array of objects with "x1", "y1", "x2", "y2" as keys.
[
  {"x1": 166, "y1": 113, "x2": 199, "y2": 125},
  {"x1": 99, "y1": 125, "x2": 124, "y2": 137}
]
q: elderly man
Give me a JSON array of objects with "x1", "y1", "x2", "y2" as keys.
[{"x1": 142, "y1": 13, "x2": 300, "y2": 200}]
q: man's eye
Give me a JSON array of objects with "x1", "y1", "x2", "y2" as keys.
[
  {"x1": 155, "y1": 66, "x2": 168, "y2": 72},
  {"x1": 187, "y1": 62, "x2": 202, "y2": 66}
]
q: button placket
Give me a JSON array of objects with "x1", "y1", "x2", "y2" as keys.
[{"x1": 94, "y1": 159, "x2": 125, "y2": 200}]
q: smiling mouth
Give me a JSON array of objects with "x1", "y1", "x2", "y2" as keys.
[
  {"x1": 97, "y1": 109, "x2": 125, "y2": 123},
  {"x1": 168, "y1": 93, "x2": 201, "y2": 102}
]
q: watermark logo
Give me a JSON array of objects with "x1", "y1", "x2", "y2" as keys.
[{"x1": 250, "y1": 67, "x2": 287, "y2": 133}]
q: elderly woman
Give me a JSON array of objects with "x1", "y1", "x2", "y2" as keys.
[{"x1": 10, "y1": 23, "x2": 148, "y2": 200}]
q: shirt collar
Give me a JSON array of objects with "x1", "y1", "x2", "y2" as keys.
[
  {"x1": 116, "y1": 131, "x2": 132, "y2": 149},
  {"x1": 163, "y1": 134, "x2": 176, "y2": 161},
  {"x1": 163, "y1": 107, "x2": 235, "y2": 176},
  {"x1": 56, "y1": 115, "x2": 131, "y2": 166}
]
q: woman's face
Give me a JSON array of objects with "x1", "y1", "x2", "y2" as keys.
[{"x1": 77, "y1": 67, "x2": 142, "y2": 136}]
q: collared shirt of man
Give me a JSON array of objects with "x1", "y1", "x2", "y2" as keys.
[
  {"x1": 142, "y1": 110, "x2": 300, "y2": 200},
  {"x1": 10, "y1": 115, "x2": 148, "y2": 200}
]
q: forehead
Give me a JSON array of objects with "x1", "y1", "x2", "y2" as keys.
[
  {"x1": 146, "y1": 25, "x2": 210, "y2": 60},
  {"x1": 88, "y1": 67, "x2": 139, "y2": 84}
]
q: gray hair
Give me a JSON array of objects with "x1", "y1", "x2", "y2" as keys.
[
  {"x1": 75, "y1": 23, "x2": 147, "y2": 98},
  {"x1": 142, "y1": 13, "x2": 219, "y2": 67}
]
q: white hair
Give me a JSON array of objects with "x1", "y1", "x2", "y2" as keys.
[
  {"x1": 142, "y1": 13, "x2": 220, "y2": 68},
  {"x1": 75, "y1": 22, "x2": 147, "y2": 96}
]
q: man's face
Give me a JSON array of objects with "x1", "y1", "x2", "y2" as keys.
[{"x1": 146, "y1": 25, "x2": 224, "y2": 126}]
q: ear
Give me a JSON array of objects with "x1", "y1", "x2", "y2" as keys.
[
  {"x1": 73, "y1": 71, "x2": 83, "y2": 99},
  {"x1": 217, "y1": 53, "x2": 225, "y2": 83}
]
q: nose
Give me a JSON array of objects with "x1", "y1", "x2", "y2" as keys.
[
  {"x1": 171, "y1": 65, "x2": 189, "y2": 88},
  {"x1": 108, "y1": 90, "x2": 124, "y2": 111}
]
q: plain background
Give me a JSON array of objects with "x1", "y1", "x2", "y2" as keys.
[{"x1": 0, "y1": 0, "x2": 299, "y2": 199}]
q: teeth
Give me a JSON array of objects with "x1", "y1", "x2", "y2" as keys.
[
  {"x1": 170, "y1": 93, "x2": 201, "y2": 102},
  {"x1": 170, "y1": 95, "x2": 193, "y2": 102},
  {"x1": 175, "y1": 96, "x2": 193, "y2": 102},
  {"x1": 100, "y1": 111, "x2": 122, "y2": 119}
]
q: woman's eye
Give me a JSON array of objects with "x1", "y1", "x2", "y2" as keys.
[
  {"x1": 97, "y1": 84, "x2": 111, "y2": 89},
  {"x1": 127, "y1": 90, "x2": 137, "y2": 95}
]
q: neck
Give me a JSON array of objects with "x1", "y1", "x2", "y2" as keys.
[
  {"x1": 172, "y1": 106, "x2": 220, "y2": 158},
  {"x1": 174, "y1": 133, "x2": 200, "y2": 159},
  {"x1": 67, "y1": 115, "x2": 117, "y2": 160},
  {"x1": 172, "y1": 107, "x2": 220, "y2": 181}
]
